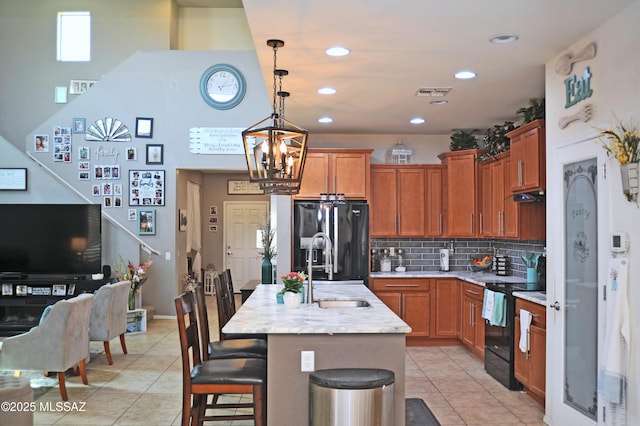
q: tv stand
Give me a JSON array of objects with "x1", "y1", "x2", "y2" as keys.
[{"x1": 0, "y1": 277, "x2": 109, "y2": 336}]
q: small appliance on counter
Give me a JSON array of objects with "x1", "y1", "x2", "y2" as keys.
[
  {"x1": 439, "y1": 248, "x2": 450, "y2": 272},
  {"x1": 494, "y1": 255, "x2": 509, "y2": 276},
  {"x1": 395, "y1": 249, "x2": 406, "y2": 272}
]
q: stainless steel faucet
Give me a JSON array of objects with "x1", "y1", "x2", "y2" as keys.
[{"x1": 306, "y1": 232, "x2": 333, "y2": 304}]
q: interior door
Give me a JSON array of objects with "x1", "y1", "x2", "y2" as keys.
[
  {"x1": 547, "y1": 138, "x2": 608, "y2": 425},
  {"x1": 223, "y1": 201, "x2": 269, "y2": 287}
]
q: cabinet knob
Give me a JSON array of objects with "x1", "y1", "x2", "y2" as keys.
[{"x1": 549, "y1": 301, "x2": 560, "y2": 311}]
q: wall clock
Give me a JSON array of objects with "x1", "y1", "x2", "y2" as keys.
[{"x1": 199, "y1": 64, "x2": 246, "y2": 110}]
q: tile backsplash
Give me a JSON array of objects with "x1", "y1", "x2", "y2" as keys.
[{"x1": 371, "y1": 238, "x2": 545, "y2": 279}]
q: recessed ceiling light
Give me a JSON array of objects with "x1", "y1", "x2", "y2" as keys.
[
  {"x1": 318, "y1": 87, "x2": 337, "y2": 95},
  {"x1": 410, "y1": 117, "x2": 426, "y2": 124},
  {"x1": 318, "y1": 117, "x2": 333, "y2": 123},
  {"x1": 490, "y1": 33, "x2": 519, "y2": 44},
  {"x1": 454, "y1": 70, "x2": 477, "y2": 79},
  {"x1": 325, "y1": 46, "x2": 350, "y2": 57},
  {"x1": 430, "y1": 100, "x2": 448, "y2": 105}
]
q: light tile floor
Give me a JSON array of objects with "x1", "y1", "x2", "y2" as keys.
[{"x1": 31, "y1": 295, "x2": 545, "y2": 425}]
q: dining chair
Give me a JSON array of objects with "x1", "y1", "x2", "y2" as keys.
[
  {"x1": 174, "y1": 291, "x2": 267, "y2": 426},
  {"x1": 194, "y1": 282, "x2": 266, "y2": 361}
]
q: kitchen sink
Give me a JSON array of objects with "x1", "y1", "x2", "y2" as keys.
[{"x1": 317, "y1": 299, "x2": 371, "y2": 309}]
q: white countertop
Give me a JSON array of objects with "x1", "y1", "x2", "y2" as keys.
[
  {"x1": 371, "y1": 271, "x2": 547, "y2": 306},
  {"x1": 222, "y1": 283, "x2": 411, "y2": 335}
]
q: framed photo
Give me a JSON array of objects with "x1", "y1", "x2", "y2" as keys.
[
  {"x1": 67, "y1": 283, "x2": 76, "y2": 296},
  {"x1": 34, "y1": 135, "x2": 49, "y2": 152},
  {"x1": 128, "y1": 209, "x2": 137, "y2": 221},
  {"x1": 129, "y1": 170, "x2": 165, "y2": 206},
  {"x1": 146, "y1": 144, "x2": 163, "y2": 165},
  {"x1": 209, "y1": 217, "x2": 218, "y2": 225},
  {"x1": 16, "y1": 285, "x2": 28, "y2": 296},
  {"x1": 72, "y1": 117, "x2": 86, "y2": 134},
  {"x1": 2, "y1": 284, "x2": 12, "y2": 296},
  {"x1": 209, "y1": 225, "x2": 218, "y2": 232},
  {"x1": 126, "y1": 147, "x2": 137, "y2": 161},
  {"x1": 178, "y1": 208, "x2": 188, "y2": 232},
  {"x1": 138, "y1": 208, "x2": 156, "y2": 235},
  {"x1": 136, "y1": 117, "x2": 154, "y2": 138},
  {"x1": 79, "y1": 171, "x2": 90, "y2": 180},
  {"x1": 209, "y1": 205, "x2": 218, "y2": 215},
  {"x1": 52, "y1": 284, "x2": 66, "y2": 296},
  {"x1": 0, "y1": 168, "x2": 28, "y2": 191}
]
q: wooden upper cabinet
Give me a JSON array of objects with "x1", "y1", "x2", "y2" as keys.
[
  {"x1": 439, "y1": 149, "x2": 483, "y2": 238},
  {"x1": 370, "y1": 165, "x2": 425, "y2": 237},
  {"x1": 296, "y1": 148, "x2": 372, "y2": 199},
  {"x1": 425, "y1": 166, "x2": 446, "y2": 237},
  {"x1": 508, "y1": 119, "x2": 546, "y2": 194}
]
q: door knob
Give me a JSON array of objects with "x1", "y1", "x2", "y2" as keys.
[
  {"x1": 227, "y1": 251, "x2": 233, "y2": 256},
  {"x1": 549, "y1": 301, "x2": 560, "y2": 311}
]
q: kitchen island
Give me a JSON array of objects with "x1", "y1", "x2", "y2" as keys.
[{"x1": 223, "y1": 283, "x2": 411, "y2": 426}]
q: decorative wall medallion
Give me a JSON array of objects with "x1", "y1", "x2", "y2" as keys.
[{"x1": 85, "y1": 118, "x2": 132, "y2": 142}]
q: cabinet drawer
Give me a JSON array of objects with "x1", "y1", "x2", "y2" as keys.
[
  {"x1": 516, "y1": 298, "x2": 546, "y2": 328},
  {"x1": 371, "y1": 278, "x2": 430, "y2": 291},
  {"x1": 461, "y1": 282, "x2": 484, "y2": 300}
]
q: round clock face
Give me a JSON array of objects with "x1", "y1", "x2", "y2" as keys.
[{"x1": 199, "y1": 64, "x2": 246, "y2": 110}]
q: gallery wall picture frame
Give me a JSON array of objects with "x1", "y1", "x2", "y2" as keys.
[
  {"x1": 136, "y1": 117, "x2": 154, "y2": 138},
  {"x1": 34, "y1": 135, "x2": 49, "y2": 152},
  {"x1": 146, "y1": 144, "x2": 164, "y2": 165},
  {"x1": 0, "y1": 168, "x2": 27, "y2": 191},
  {"x1": 129, "y1": 169, "x2": 165, "y2": 206},
  {"x1": 72, "y1": 117, "x2": 86, "y2": 134},
  {"x1": 126, "y1": 147, "x2": 137, "y2": 161},
  {"x1": 138, "y1": 208, "x2": 156, "y2": 235}
]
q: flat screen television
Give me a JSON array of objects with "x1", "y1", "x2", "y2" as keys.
[{"x1": 0, "y1": 204, "x2": 102, "y2": 278}]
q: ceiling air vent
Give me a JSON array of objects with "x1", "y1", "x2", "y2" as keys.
[{"x1": 415, "y1": 87, "x2": 452, "y2": 97}]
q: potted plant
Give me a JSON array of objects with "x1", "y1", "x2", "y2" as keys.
[
  {"x1": 516, "y1": 98, "x2": 545, "y2": 125},
  {"x1": 478, "y1": 121, "x2": 516, "y2": 162},
  {"x1": 259, "y1": 218, "x2": 276, "y2": 284},
  {"x1": 279, "y1": 272, "x2": 306, "y2": 308},
  {"x1": 449, "y1": 129, "x2": 479, "y2": 151}
]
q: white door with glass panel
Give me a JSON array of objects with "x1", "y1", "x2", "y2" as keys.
[
  {"x1": 223, "y1": 201, "x2": 269, "y2": 286},
  {"x1": 547, "y1": 137, "x2": 608, "y2": 425}
]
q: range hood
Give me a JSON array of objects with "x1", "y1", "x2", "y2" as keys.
[{"x1": 513, "y1": 191, "x2": 545, "y2": 202}]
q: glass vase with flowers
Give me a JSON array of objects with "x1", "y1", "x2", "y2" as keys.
[{"x1": 114, "y1": 256, "x2": 153, "y2": 310}]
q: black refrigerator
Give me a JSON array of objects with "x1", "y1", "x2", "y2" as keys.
[{"x1": 293, "y1": 201, "x2": 369, "y2": 285}]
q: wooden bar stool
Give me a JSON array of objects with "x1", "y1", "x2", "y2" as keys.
[
  {"x1": 174, "y1": 291, "x2": 267, "y2": 426},
  {"x1": 194, "y1": 282, "x2": 266, "y2": 361}
]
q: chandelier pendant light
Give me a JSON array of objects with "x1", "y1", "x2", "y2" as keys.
[{"x1": 242, "y1": 39, "x2": 309, "y2": 195}]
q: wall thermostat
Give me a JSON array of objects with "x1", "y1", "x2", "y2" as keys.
[{"x1": 611, "y1": 231, "x2": 629, "y2": 253}]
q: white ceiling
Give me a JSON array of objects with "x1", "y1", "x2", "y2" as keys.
[{"x1": 187, "y1": 0, "x2": 636, "y2": 136}]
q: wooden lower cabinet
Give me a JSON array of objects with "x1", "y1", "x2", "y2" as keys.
[
  {"x1": 372, "y1": 278, "x2": 461, "y2": 345},
  {"x1": 431, "y1": 278, "x2": 459, "y2": 338},
  {"x1": 371, "y1": 278, "x2": 430, "y2": 340},
  {"x1": 514, "y1": 298, "x2": 546, "y2": 405},
  {"x1": 460, "y1": 282, "x2": 485, "y2": 360}
]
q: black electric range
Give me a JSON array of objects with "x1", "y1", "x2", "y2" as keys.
[{"x1": 483, "y1": 280, "x2": 544, "y2": 390}]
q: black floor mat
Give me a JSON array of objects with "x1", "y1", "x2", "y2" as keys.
[{"x1": 406, "y1": 398, "x2": 441, "y2": 426}]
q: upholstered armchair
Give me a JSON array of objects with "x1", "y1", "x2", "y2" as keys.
[
  {"x1": 0, "y1": 293, "x2": 94, "y2": 401},
  {"x1": 89, "y1": 280, "x2": 130, "y2": 365}
]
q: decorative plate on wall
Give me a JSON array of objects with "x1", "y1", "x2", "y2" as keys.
[{"x1": 85, "y1": 118, "x2": 132, "y2": 142}]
